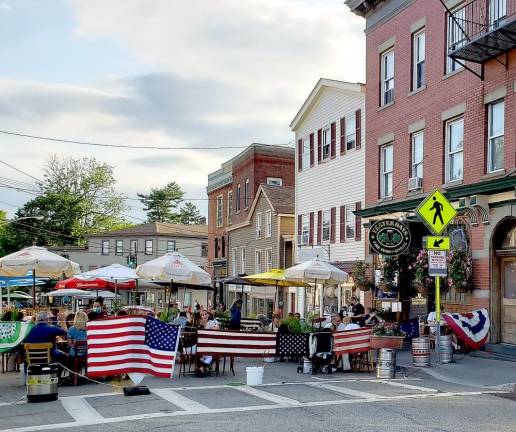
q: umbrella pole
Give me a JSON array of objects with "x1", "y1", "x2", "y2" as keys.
[
  {"x1": 0, "y1": 285, "x2": 2, "y2": 315},
  {"x1": 32, "y1": 269, "x2": 36, "y2": 310},
  {"x1": 320, "y1": 282, "x2": 324, "y2": 318},
  {"x1": 7, "y1": 282, "x2": 10, "y2": 309}
]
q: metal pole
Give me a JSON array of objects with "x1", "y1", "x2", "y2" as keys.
[
  {"x1": 435, "y1": 276, "x2": 441, "y2": 365},
  {"x1": 32, "y1": 269, "x2": 36, "y2": 310}
]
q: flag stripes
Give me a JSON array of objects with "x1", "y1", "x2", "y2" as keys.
[
  {"x1": 333, "y1": 328, "x2": 372, "y2": 355},
  {"x1": 197, "y1": 329, "x2": 277, "y2": 357}
]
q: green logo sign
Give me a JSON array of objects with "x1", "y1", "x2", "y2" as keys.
[{"x1": 369, "y1": 219, "x2": 411, "y2": 256}]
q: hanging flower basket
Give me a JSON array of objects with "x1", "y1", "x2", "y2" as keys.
[{"x1": 447, "y1": 250, "x2": 473, "y2": 293}]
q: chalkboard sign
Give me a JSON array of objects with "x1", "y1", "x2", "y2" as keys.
[{"x1": 409, "y1": 293, "x2": 428, "y2": 319}]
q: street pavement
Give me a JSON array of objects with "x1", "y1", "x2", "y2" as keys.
[{"x1": 1, "y1": 356, "x2": 515, "y2": 432}]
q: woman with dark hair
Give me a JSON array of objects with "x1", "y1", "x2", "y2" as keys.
[{"x1": 229, "y1": 299, "x2": 242, "y2": 330}]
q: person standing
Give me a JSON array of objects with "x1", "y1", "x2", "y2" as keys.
[
  {"x1": 349, "y1": 296, "x2": 366, "y2": 327},
  {"x1": 229, "y1": 299, "x2": 242, "y2": 330}
]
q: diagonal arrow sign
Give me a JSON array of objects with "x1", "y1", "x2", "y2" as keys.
[{"x1": 433, "y1": 239, "x2": 444, "y2": 248}]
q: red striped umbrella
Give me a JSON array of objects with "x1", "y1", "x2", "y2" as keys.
[{"x1": 55, "y1": 277, "x2": 136, "y2": 290}]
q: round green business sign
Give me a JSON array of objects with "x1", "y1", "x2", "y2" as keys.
[{"x1": 368, "y1": 219, "x2": 411, "y2": 255}]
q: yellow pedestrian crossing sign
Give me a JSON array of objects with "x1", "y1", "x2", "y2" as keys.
[
  {"x1": 426, "y1": 236, "x2": 450, "y2": 251},
  {"x1": 416, "y1": 189, "x2": 457, "y2": 235}
]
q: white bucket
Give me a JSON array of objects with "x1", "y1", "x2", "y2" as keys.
[
  {"x1": 246, "y1": 366, "x2": 264, "y2": 385},
  {"x1": 303, "y1": 359, "x2": 312, "y2": 374}
]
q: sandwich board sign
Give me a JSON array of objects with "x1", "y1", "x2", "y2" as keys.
[{"x1": 416, "y1": 190, "x2": 457, "y2": 235}]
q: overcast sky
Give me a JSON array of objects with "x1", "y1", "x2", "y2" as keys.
[{"x1": 0, "y1": 0, "x2": 365, "y2": 221}]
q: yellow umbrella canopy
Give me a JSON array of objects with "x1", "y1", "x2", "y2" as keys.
[{"x1": 243, "y1": 269, "x2": 309, "y2": 287}]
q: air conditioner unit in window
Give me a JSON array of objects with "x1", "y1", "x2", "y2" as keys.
[
  {"x1": 297, "y1": 234, "x2": 309, "y2": 246},
  {"x1": 407, "y1": 177, "x2": 423, "y2": 191}
]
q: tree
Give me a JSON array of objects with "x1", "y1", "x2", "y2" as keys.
[
  {"x1": 178, "y1": 202, "x2": 203, "y2": 225},
  {"x1": 137, "y1": 182, "x2": 184, "y2": 223}
]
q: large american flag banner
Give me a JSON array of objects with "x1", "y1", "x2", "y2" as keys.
[
  {"x1": 87, "y1": 316, "x2": 180, "y2": 378},
  {"x1": 197, "y1": 329, "x2": 276, "y2": 357},
  {"x1": 443, "y1": 309, "x2": 490, "y2": 350},
  {"x1": 333, "y1": 328, "x2": 372, "y2": 355}
]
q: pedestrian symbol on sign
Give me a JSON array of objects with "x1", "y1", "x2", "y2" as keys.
[
  {"x1": 430, "y1": 196, "x2": 444, "y2": 226},
  {"x1": 416, "y1": 189, "x2": 457, "y2": 235}
]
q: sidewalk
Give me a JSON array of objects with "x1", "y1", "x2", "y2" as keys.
[{"x1": 397, "y1": 349, "x2": 516, "y2": 390}]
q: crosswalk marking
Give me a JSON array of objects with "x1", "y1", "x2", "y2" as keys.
[
  {"x1": 375, "y1": 380, "x2": 438, "y2": 393},
  {"x1": 61, "y1": 396, "x2": 104, "y2": 423},
  {"x1": 151, "y1": 388, "x2": 210, "y2": 412},
  {"x1": 305, "y1": 382, "x2": 379, "y2": 399},
  {"x1": 232, "y1": 385, "x2": 301, "y2": 405}
]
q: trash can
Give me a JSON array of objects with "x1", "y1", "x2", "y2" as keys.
[
  {"x1": 26, "y1": 364, "x2": 59, "y2": 402},
  {"x1": 376, "y1": 348, "x2": 396, "y2": 379}
]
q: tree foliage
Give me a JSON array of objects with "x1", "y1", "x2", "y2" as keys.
[
  {"x1": 137, "y1": 182, "x2": 184, "y2": 223},
  {"x1": 179, "y1": 202, "x2": 204, "y2": 225}
]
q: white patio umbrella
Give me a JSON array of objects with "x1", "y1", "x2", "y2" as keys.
[
  {"x1": 285, "y1": 257, "x2": 348, "y2": 317},
  {"x1": 77, "y1": 263, "x2": 139, "y2": 302},
  {"x1": 0, "y1": 246, "x2": 80, "y2": 306},
  {"x1": 42, "y1": 288, "x2": 89, "y2": 297},
  {"x1": 136, "y1": 251, "x2": 211, "y2": 307}
]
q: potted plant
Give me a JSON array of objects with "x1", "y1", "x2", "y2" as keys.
[
  {"x1": 370, "y1": 322, "x2": 406, "y2": 349},
  {"x1": 381, "y1": 256, "x2": 399, "y2": 289},
  {"x1": 411, "y1": 249, "x2": 435, "y2": 295},
  {"x1": 351, "y1": 261, "x2": 371, "y2": 291},
  {"x1": 447, "y1": 249, "x2": 473, "y2": 293}
]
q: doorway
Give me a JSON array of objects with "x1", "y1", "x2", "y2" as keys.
[{"x1": 501, "y1": 258, "x2": 516, "y2": 344}]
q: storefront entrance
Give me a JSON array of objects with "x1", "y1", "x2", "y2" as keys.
[{"x1": 501, "y1": 258, "x2": 516, "y2": 344}]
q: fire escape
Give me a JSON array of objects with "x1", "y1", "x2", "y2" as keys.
[{"x1": 441, "y1": 0, "x2": 516, "y2": 80}]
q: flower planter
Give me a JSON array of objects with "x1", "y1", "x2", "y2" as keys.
[{"x1": 370, "y1": 335, "x2": 405, "y2": 349}]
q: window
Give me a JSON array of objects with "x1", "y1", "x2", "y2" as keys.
[
  {"x1": 301, "y1": 214, "x2": 309, "y2": 245},
  {"x1": 89, "y1": 265, "x2": 98, "y2": 271},
  {"x1": 241, "y1": 247, "x2": 246, "y2": 274},
  {"x1": 216, "y1": 195, "x2": 223, "y2": 227},
  {"x1": 101, "y1": 240, "x2": 109, "y2": 255},
  {"x1": 266, "y1": 177, "x2": 282, "y2": 186},
  {"x1": 489, "y1": 0, "x2": 507, "y2": 30},
  {"x1": 380, "y1": 49, "x2": 394, "y2": 106},
  {"x1": 265, "y1": 249, "x2": 273, "y2": 272},
  {"x1": 446, "y1": 117, "x2": 464, "y2": 182},
  {"x1": 380, "y1": 144, "x2": 393, "y2": 198},
  {"x1": 201, "y1": 243, "x2": 208, "y2": 257},
  {"x1": 214, "y1": 238, "x2": 219, "y2": 258},
  {"x1": 411, "y1": 132, "x2": 424, "y2": 178},
  {"x1": 302, "y1": 138, "x2": 310, "y2": 169},
  {"x1": 167, "y1": 240, "x2": 176, "y2": 253},
  {"x1": 265, "y1": 210, "x2": 272, "y2": 238},
  {"x1": 322, "y1": 210, "x2": 330, "y2": 242},
  {"x1": 114, "y1": 240, "x2": 123, "y2": 256},
  {"x1": 256, "y1": 212, "x2": 262, "y2": 239},
  {"x1": 255, "y1": 250, "x2": 262, "y2": 273},
  {"x1": 447, "y1": 6, "x2": 465, "y2": 74},
  {"x1": 231, "y1": 248, "x2": 237, "y2": 276},
  {"x1": 221, "y1": 236, "x2": 226, "y2": 258},
  {"x1": 227, "y1": 191, "x2": 233, "y2": 224},
  {"x1": 322, "y1": 127, "x2": 331, "y2": 159},
  {"x1": 145, "y1": 239, "x2": 153, "y2": 255},
  {"x1": 346, "y1": 116, "x2": 356, "y2": 150},
  {"x1": 345, "y1": 206, "x2": 355, "y2": 240},
  {"x1": 236, "y1": 184, "x2": 241, "y2": 213},
  {"x1": 130, "y1": 240, "x2": 138, "y2": 255},
  {"x1": 488, "y1": 100, "x2": 504, "y2": 173},
  {"x1": 412, "y1": 30, "x2": 425, "y2": 90},
  {"x1": 244, "y1": 179, "x2": 250, "y2": 208}
]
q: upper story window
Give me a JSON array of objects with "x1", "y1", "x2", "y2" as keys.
[
  {"x1": 145, "y1": 239, "x2": 154, "y2": 255},
  {"x1": 346, "y1": 116, "x2": 356, "y2": 150},
  {"x1": 489, "y1": 0, "x2": 507, "y2": 30},
  {"x1": 265, "y1": 210, "x2": 272, "y2": 238},
  {"x1": 201, "y1": 243, "x2": 208, "y2": 257},
  {"x1": 115, "y1": 240, "x2": 123, "y2": 256},
  {"x1": 214, "y1": 238, "x2": 219, "y2": 259},
  {"x1": 236, "y1": 184, "x2": 241, "y2": 213},
  {"x1": 345, "y1": 206, "x2": 355, "y2": 240},
  {"x1": 380, "y1": 144, "x2": 394, "y2": 198},
  {"x1": 322, "y1": 210, "x2": 330, "y2": 242},
  {"x1": 167, "y1": 240, "x2": 176, "y2": 253},
  {"x1": 322, "y1": 127, "x2": 331, "y2": 160},
  {"x1": 412, "y1": 30, "x2": 425, "y2": 90},
  {"x1": 446, "y1": 117, "x2": 464, "y2": 182},
  {"x1": 240, "y1": 247, "x2": 246, "y2": 274},
  {"x1": 380, "y1": 49, "x2": 394, "y2": 106},
  {"x1": 447, "y1": 6, "x2": 465, "y2": 74},
  {"x1": 301, "y1": 214, "x2": 309, "y2": 245},
  {"x1": 101, "y1": 240, "x2": 110, "y2": 255},
  {"x1": 265, "y1": 249, "x2": 272, "y2": 272},
  {"x1": 488, "y1": 100, "x2": 504, "y2": 173},
  {"x1": 227, "y1": 190, "x2": 233, "y2": 224},
  {"x1": 130, "y1": 239, "x2": 138, "y2": 255},
  {"x1": 216, "y1": 195, "x2": 223, "y2": 227},
  {"x1": 302, "y1": 138, "x2": 310, "y2": 169},
  {"x1": 231, "y1": 248, "x2": 237, "y2": 276},
  {"x1": 256, "y1": 212, "x2": 262, "y2": 239},
  {"x1": 244, "y1": 179, "x2": 250, "y2": 209},
  {"x1": 255, "y1": 249, "x2": 262, "y2": 274},
  {"x1": 266, "y1": 177, "x2": 282, "y2": 186},
  {"x1": 411, "y1": 131, "x2": 424, "y2": 179}
]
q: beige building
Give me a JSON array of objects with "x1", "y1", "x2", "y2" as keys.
[{"x1": 226, "y1": 184, "x2": 295, "y2": 317}]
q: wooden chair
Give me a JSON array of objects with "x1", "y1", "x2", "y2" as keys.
[
  {"x1": 70, "y1": 340, "x2": 88, "y2": 386},
  {"x1": 23, "y1": 343, "x2": 52, "y2": 366}
]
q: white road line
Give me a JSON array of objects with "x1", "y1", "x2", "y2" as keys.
[
  {"x1": 60, "y1": 396, "x2": 104, "y2": 423},
  {"x1": 0, "y1": 391, "x2": 507, "y2": 432},
  {"x1": 375, "y1": 380, "x2": 438, "y2": 393},
  {"x1": 151, "y1": 388, "x2": 210, "y2": 412},
  {"x1": 306, "y1": 382, "x2": 379, "y2": 399},
  {"x1": 232, "y1": 385, "x2": 301, "y2": 405}
]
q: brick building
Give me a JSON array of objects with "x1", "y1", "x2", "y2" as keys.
[
  {"x1": 347, "y1": 0, "x2": 515, "y2": 344},
  {"x1": 206, "y1": 144, "x2": 295, "y2": 303}
]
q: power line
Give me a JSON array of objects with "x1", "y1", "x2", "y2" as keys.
[
  {"x1": 0, "y1": 160, "x2": 40, "y2": 182},
  {"x1": 0, "y1": 130, "x2": 293, "y2": 151}
]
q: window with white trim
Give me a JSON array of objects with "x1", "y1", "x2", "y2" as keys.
[
  {"x1": 447, "y1": 6, "x2": 465, "y2": 74},
  {"x1": 380, "y1": 144, "x2": 393, "y2": 198},
  {"x1": 411, "y1": 131, "x2": 424, "y2": 178},
  {"x1": 265, "y1": 249, "x2": 273, "y2": 272},
  {"x1": 256, "y1": 212, "x2": 262, "y2": 239},
  {"x1": 255, "y1": 249, "x2": 262, "y2": 274},
  {"x1": 345, "y1": 206, "x2": 355, "y2": 240},
  {"x1": 201, "y1": 243, "x2": 208, "y2": 257},
  {"x1": 446, "y1": 117, "x2": 464, "y2": 182},
  {"x1": 380, "y1": 49, "x2": 394, "y2": 106},
  {"x1": 216, "y1": 195, "x2": 223, "y2": 227},
  {"x1": 266, "y1": 177, "x2": 282, "y2": 186},
  {"x1": 322, "y1": 210, "x2": 330, "y2": 242},
  {"x1": 488, "y1": 100, "x2": 504, "y2": 173},
  {"x1": 130, "y1": 240, "x2": 138, "y2": 255},
  {"x1": 231, "y1": 248, "x2": 237, "y2": 276},
  {"x1": 265, "y1": 210, "x2": 272, "y2": 238},
  {"x1": 489, "y1": 0, "x2": 507, "y2": 30},
  {"x1": 115, "y1": 240, "x2": 123, "y2": 256},
  {"x1": 244, "y1": 179, "x2": 250, "y2": 208},
  {"x1": 167, "y1": 240, "x2": 176, "y2": 253},
  {"x1": 346, "y1": 115, "x2": 356, "y2": 150},
  {"x1": 227, "y1": 191, "x2": 233, "y2": 224},
  {"x1": 302, "y1": 138, "x2": 310, "y2": 169},
  {"x1": 145, "y1": 239, "x2": 153, "y2": 255},
  {"x1": 412, "y1": 30, "x2": 425, "y2": 90},
  {"x1": 240, "y1": 247, "x2": 246, "y2": 274},
  {"x1": 322, "y1": 127, "x2": 331, "y2": 160},
  {"x1": 301, "y1": 214, "x2": 309, "y2": 245},
  {"x1": 236, "y1": 184, "x2": 241, "y2": 213},
  {"x1": 101, "y1": 240, "x2": 110, "y2": 255}
]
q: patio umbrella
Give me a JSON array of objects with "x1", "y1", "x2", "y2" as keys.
[
  {"x1": 42, "y1": 288, "x2": 89, "y2": 297},
  {"x1": 0, "y1": 273, "x2": 46, "y2": 313},
  {"x1": 136, "y1": 252, "x2": 211, "y2": 307},
  {"x1": 285, "y1": 258, "x2": 348, "y2": 317},
  {"x1": 77, "y1": 263, "x2": 139, "y2": 300},
  {"x1": 56, "y1": 277, "x2": 136, "y2": 290},
  {"x1": 0, "y1": 246, "x2": 80, "y2": 306}
]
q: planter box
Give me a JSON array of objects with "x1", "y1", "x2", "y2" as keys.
[{"x1": 370, "y1": 335, "x2": 405, "y2": 349}]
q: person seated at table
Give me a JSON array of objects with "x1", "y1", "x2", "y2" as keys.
[
  {"x1": 229, "y1": 299, "x2": 242, "y2": 330},
  {"x1": 65, "y1": 313, "x2": 75, "y2": 330},
  {"x1": 67, "y1": 311, "x2": 88, "y2": 357},
  {"x1": 195, "y1": 311, "x2": 220, "y2": 376},
  {"x1": 24, "y1": 311, "x2": 67, "y2": 364},
  {"x1": 188, "y1": 312, "x2": 201, "y2": 328},
  {"x1": 324, "y1": 313, "x2": 346, "y2": 332},
  {"x1": 88, "y1": 298, "x2": 108, "y2": 321},
  {"x1": 342, "y1": 316, "x2": 360, "y2": 331},
  {"x1": 268, "y1": 314, "x2": 281, "y2": 332},
  {"x1": 49, "y1": 308, "x2": 60, "y2": 325},
  {"x1": 364, "y1": 308, "x2": 383, "y2": 326},
  {"x1": 172, "y1": 311, "x2": 189, "y2": 328},
  {"x1": 294, "y1": 313, "x2": 301, "y2": 321}
]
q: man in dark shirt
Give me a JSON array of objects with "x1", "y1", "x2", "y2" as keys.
[
  {"x1": 25, "y1": 311, "x2": 67, "y2": 363},
  {"x1": 350, "y1": 296, "x2": 366, "y2": 327}
]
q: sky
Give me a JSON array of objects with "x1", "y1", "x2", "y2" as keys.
[{"x1": 0, "y1": 0, "x2": 365, "y2": 221}]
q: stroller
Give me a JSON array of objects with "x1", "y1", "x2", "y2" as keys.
[{"x1": 309, "y1": 329, "x2": 333, "y2": 375}]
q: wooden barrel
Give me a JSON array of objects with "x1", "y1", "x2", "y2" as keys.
[
  {"x1": 439, "y1": 335, "x2": 453, "y2": 364},
  {"x1": 376, "y1": 348, "x2": 396, "y2": 379},
  {"x1": 412, "y1": 337, "x2": 431, "y2": 367}
]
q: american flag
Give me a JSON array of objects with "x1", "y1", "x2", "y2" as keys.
[
  {"x1": 277, "y1": 333, "x2": 309, "y2": 356},
  {"x1": 333, "y1": 328, "x2": 372, "y2": 355},
  {"x1": 197, "y1": 329, "x2": 277, "y2": 357},
  {"x1": 87, "y1": 316, "x2": 180, "y2": 378}
]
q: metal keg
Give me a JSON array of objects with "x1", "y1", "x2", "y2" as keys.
[
  {"x1": 376, "y1": 348, "x2": 396, "y2": 379},
  {"x1": 439, "y1": 335, "x2": 453, "y2": 364},
  {"x1": 26, "y1": 364, "x2": 59, "y2": 402},
  {"x1": 412, "y1": 337, "x2": 431, "y2": 367}
]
